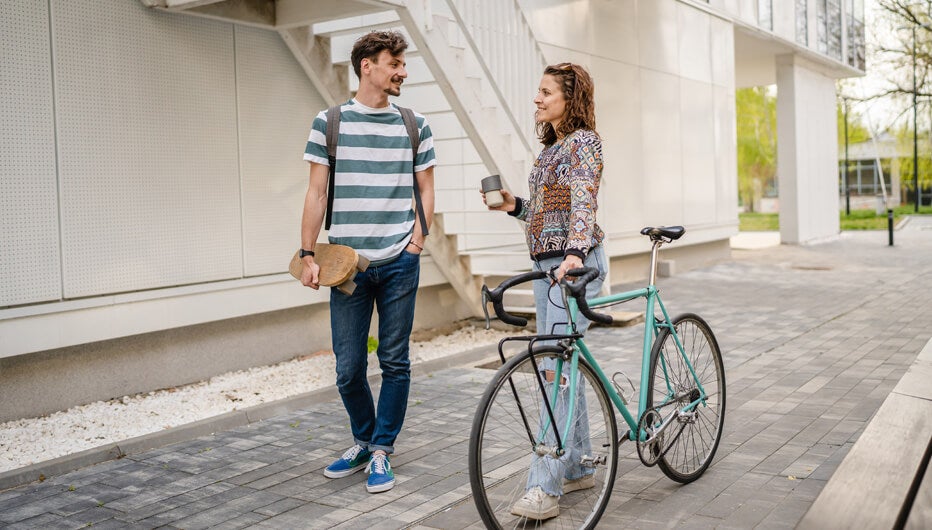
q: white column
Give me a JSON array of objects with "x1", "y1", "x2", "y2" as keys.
[{"x1": 776, "y1": 54, "x2": 841, "y2": 244}]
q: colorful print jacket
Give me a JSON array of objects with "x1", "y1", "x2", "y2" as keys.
[{"x1": 509, "y1": 129, "x2": 604, "y2": 260}]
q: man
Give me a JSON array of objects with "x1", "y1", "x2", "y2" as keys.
[{"x1": 300, "y1": 30, "x2": 435, "y2": 494}]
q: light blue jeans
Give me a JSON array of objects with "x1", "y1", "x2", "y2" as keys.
[{"x1": 526, "y1": 246, "x2": 608, "y2": 496}]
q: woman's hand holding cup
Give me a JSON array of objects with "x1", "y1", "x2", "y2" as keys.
[{"x1": 480, "y1": 174, "x2": 516, "y2": 213}]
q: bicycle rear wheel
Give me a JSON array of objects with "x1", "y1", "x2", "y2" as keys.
[
  {"x1": 469, "y1": 345, "x2": 618, "y2": 529},
  {"x1": 647, "y1": 313, "x2": 725, "y2": 483}
]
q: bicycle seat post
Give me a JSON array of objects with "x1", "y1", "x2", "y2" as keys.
[{"x1": 648, "y1": 239, "x2": 663, "y2": 287}]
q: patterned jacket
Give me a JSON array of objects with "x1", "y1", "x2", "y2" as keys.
[{"x1": 509, "y1": 129, "x2": 604, "y2": 260}]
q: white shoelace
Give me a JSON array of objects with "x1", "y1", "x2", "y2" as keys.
[
  {"x1": 369, "y1": 454, "x2": 389, "y2": 474},
  {"x1": 342, "y1": 444, "x2": 364, "y2": 460},
  {"x1": 522, "y1": 486, "x2": 547, "y2": 503}
]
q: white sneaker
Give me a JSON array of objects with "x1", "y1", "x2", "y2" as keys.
[
  {"x1": 563, "y1": 473, "x2": 595, "y2": 493},
  {"x1": 510, "y1": 486, "x2": 559, "y2": 520}
]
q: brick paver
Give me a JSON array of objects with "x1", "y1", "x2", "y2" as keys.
[{"x1": 1, "y1": 218, "x2": 930, "y2": 528}]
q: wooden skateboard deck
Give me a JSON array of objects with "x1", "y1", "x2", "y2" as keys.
[{"x1": 289, "y1": 244, "x2": 369, "y2": 295}]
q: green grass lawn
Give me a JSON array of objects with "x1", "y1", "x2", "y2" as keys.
[{"x1": 739, "y1": 205, "x2": 932, "y2": 231}]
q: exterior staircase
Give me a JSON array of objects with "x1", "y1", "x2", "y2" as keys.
[{"x1": 139, "y1": 0, "x2": 546, "y2": 316}]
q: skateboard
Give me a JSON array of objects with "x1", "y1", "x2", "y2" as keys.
[{"x1": 289, "y1": 244, "x2": 370, "y2": 295}]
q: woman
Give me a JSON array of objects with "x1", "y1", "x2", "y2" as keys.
[{"x1": 482, "y1": 62, "x2": 607, "y2": 521}]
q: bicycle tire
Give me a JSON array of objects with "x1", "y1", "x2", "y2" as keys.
[
  {"x1": 647, "y1": 313, "x2": 726, "y2": 484},
  {"x1": 469, "y1": 345, "x2": 618, "y2": 529}
]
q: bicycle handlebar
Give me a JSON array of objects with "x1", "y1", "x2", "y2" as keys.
[
  {"x1": 481, "y1": 267, "x2": 613, "y2": 328},
  {"x1": 563, "y1": 267, "x2": 614, "y2": 325}
]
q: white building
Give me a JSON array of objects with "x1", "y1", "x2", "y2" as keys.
[{"x1": 0, "y1": 0, "x2": 864, "y2": 421}]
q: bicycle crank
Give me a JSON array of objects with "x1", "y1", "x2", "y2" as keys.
[{"x1": 636, "y1": 407, "x2": 687, "y2": 466}]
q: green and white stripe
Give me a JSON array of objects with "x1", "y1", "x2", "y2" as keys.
[{"x1": 304, "y1": 99, "x2": 436, "y2": 263}]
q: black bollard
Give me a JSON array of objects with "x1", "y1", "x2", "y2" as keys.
[{"x1": 887, "y1": 209, "x2": 894, "y2": 246}]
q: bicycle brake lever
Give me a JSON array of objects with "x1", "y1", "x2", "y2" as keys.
[{"x1": 481, "y1": 286, "x2": 492, "y2": 330}]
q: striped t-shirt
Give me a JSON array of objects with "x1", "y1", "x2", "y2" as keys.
[{"x1": 304, "y1": 99, "x2": 436, "y2": 264}]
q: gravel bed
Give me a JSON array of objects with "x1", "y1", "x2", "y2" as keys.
[{"x1": 0, "y1": 325, "x2": 523, "y2": 473}]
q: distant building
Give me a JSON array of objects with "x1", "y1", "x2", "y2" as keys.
[{"x1": 839, "y1": 132, "x2": 930, "y2": 208}]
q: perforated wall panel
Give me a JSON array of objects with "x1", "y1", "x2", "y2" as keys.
[
  {"x1": 52, "y1": 0, "x2": 242, "y2": 298},
  {"x1": 0, "y1": 1, "x2": 62, "y2": 307},
  {"x1": 235, "y1": 26, "x2": 327, "y2": 276}
]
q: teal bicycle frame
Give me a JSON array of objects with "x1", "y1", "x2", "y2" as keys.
[{"x1": 536, "y1": 241, "x2": 710, "y2": 447}]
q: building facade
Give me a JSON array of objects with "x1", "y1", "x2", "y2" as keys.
[{"x1": 0, "y1": 0, "x2": 864, "y2": 421}]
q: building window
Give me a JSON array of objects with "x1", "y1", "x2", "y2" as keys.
[
  {"x1": 840, "y1": 159, "x2": 892, "y2": 195},
  {"x1": 847, "y1": 0, "x2": 865, "y2": 70},
  {"x1": 759, "y1": 0, "x2": 773, "y2": 30},
  {"x1": 797, "y1": 0, "x2": 808, "y2": 45},
  {"x1": 819, "y1": 0, "x2": 843, "y2": 59}
]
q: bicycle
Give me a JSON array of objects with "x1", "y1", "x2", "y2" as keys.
[{"x1": 468, "y1": 226, "x2": 726, "y2": 529}]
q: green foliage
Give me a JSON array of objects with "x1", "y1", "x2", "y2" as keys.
[
  {"x1": 738, "y1": 212, "x2": 778, "y2": 231},
  {"x1": 892, "y1": 125, "x2": 932, "y2": 190},
  {"x1": 837, "y1": 98, "x2": 871, "y2": 149},
  {"x1": 736, "y1": 87, "x2": 777, "y2": 212},
  {"x1": 740, "y1": 206, "x2": 931, "y2": 232},
  {"x1": 367, "y1": 336, "x2": 378, "y2": 354}
]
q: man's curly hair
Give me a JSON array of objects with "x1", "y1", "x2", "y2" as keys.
[{"x1": 351, "y1": 30, "x2": 408, "y2": 79}]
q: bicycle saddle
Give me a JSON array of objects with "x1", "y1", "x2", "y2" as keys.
[{"x1": 640, "y1": 226, "x2": 685, "y2": 241}]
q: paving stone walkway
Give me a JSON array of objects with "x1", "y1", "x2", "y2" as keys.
[{"x1": 1, "y1": 218, "x2": 930, "y2": 529}]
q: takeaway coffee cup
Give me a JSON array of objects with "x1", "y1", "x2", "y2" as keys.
[{"x1": 481, "y1": 175, "x2": 504, "y2": 208}]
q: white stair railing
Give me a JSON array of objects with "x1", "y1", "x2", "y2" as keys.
[{"x1": 445, "y1": 0, "x2": 547, "y2": 149}]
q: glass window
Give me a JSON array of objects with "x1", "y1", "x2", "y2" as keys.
[
  {"x1": 797, "y1": 0, "x2": 808, "y2": 45},
  {"x1": 818, "y1": 0, "x2": 843, "y2": 60},
  {"x1": 818, "y1": 0, "x2": 827, "y2": 53},
  {"x1": 759, "y1": 0, "x2": 773, "y2": 30},
  {"x1": 847, "y1": 0, "x2": 865, "y2": 69}
]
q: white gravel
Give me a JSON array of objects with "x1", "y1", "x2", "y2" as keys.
[{"x1": 0, "y1": 325, "x2": 524, "y2": 474}]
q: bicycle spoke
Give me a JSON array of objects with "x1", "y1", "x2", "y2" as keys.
[
  {"x1": 647, "y1": 314, "x2": 726, "y2": 483},
  {"x1": 470, "y1": 347, "x2": 618, "y2": 529}
]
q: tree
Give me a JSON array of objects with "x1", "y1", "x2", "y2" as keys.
[
  {"x1": 736, "y1": 87, "x2": 777, "y2": 212},
  {"x1": 849, "y1": 0, "x2": 932, "y2": 198},
  {"x1": 872, "y1": 1, "x2": 932, "y2": 112},
  {"x1": 894, "y1": 123, "x2": 932, "y2": 191}
]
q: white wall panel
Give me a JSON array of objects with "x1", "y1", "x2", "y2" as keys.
[
  {"x1": 713, "y1": 85, "x2": 739, "y2": 223},
  {"x1": 710, "y1": 16, "x2": 735, "y2": 88},
  {"x1": 590, "y1": 57, "x2": 643, "y2": 235},
  {"x1": 639, "y1": 0, "x2": 680, "y2": 76},
  {"x1": 235, "y1": 26, "x2": 327, "y2": 276},
  {"x1": 681, "y1": 80, "x2": 717, "y2": 226},
  {"x1": 678, "y1": 3, "x2": 712, "y2": 84},
  {"x1": 52, "y1": 0, "x2": 242, "y2": 298},
  {"x1": 518, "y1": 0, "x2": 638, "y2": 67},
  {"x1": 1, "y1": 0, "x2": 61, "y2": 307},
  {"x1": 640, "y1": 69, "x2": 683, "y2": 226}
]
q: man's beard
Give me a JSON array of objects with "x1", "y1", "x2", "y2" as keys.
[{"x1": 384, "y1": 78, "x2": 403, "y2": 96}]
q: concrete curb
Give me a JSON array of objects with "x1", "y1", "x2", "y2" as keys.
[{"x1": 0, "y1": 342, "x2": 503, "y2": 492}]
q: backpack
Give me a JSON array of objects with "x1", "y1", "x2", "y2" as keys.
[{"x1": 324, "y1": 104, "x2": 429, "y2": 236}]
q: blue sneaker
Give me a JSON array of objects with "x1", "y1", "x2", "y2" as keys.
[
  {"x1": 365, "y1": 452, "x2": 395, "y2": 493},
  {"x1": 323, "y1": 444, "x2": 371, "y2": 478}
]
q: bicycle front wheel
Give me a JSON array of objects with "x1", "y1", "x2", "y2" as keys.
[
  {"x1": 469, "y1": 345, "x2": 618, "y2": 529},
  {"x1": 648, "y1": 313, "x2": 726, "y2": 483}
]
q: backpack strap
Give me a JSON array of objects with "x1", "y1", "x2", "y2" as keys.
[
  {"x1": 398, "y1": 106, "x2": 429, "y2": 236},
  {"x1": 324, "y1": 105, "x2": 341, "y2": 231}
]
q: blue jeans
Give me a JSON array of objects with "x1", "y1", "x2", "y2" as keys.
[
  {"x1": 330, "y1": 250, "x2": 420, "y2": 455},
  {"x1": 527, "y1": 246, "x2": 608, "y2": 496}
]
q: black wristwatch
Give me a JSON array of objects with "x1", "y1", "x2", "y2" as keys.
[{"x1": 299, "y1": 249, "x2": 315, "y2": 258}]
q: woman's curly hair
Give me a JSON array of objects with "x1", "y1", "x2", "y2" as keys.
[{"x1": 536, "y1": 63, "x2": 598, "y2": 146}]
